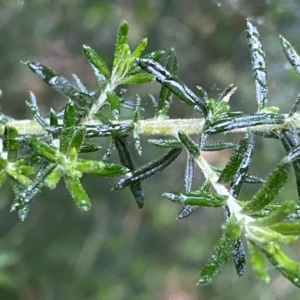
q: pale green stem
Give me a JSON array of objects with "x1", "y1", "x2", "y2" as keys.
[{"x1": 1, "y1": 112, "x2": 299, "y2": 136}]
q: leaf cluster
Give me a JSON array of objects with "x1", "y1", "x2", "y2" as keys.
[{"x1": 1, "y1": 19, "x2": 300, "y2": 288}]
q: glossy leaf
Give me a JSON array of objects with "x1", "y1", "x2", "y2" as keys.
[
  {"x1": 72, "y1": 74, "x2": 89, "y2": 94},
  {"x1": 85, "y1": 123, "x2": 134, "y2": 138},
  {"x1": 147, "y1": 139, "x2": 182, "y2": 149},
  {"x1": 288, "y1": 93, "x2": 300, "y2": 117},
  {"x1": 218, "y1": 132, "x2": 254, "y2": 184},
  {"x1": 26, "y1": 62, "x2": 79, "y2": 98},
  {"x1": 137, "y1": 58, "x2": 208, "y2": 116},
  {"x1": 26, "y1": 91, "x2": 49, "y2": 129},
  {"x1": 242, "y1": 162, "x2": 289, "y2": 214},
  {"x1": 204, "y1": 113, "x2": 285, "y2": 135},
  {"x1": 178, "y1": 131, "x2": 200, "y2": 159},
  {"x1": 114, "y1": 147, "x2": 182, "y2": 190},
  {"x1": 198, "y1": 233, "x2": 236, "y2": 285},
  {"x1": 280, "y1": 35, "x2": 300, "y2": 76},
  {"x1": 114, "y1": 136, "x2": 144, "y2": 208},
  {"x1": 156, "y1": 49, "x2": 178, "y2": 117},
  {"x1": 163, "y1": 190, "x2": 227, "y2": 207},
  {"x1": 245, "y1": 20, "x2": 268, "y2": 110},
  {"x1": 232, "y1": 238, "x2": 246, "y2": 277},
  {"x1": 202, "y1": 142, "x2": 235, "y2": 152},
  {"x1": 11, "y1": 163, "x2": 56, "y2": 220}
]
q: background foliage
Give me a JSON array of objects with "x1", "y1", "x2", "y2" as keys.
[{"x1": 1, "y1": 1, "x2": 300, "y2": 299}]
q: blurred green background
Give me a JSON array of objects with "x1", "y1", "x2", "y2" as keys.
[{"x1": 1, "y1": 0, "x2": 300, "y2": 299}]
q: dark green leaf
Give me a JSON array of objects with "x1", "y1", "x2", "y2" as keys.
[
  {"x1": 156, "y1": 49, "x2": 178, "y2": 117},
  {"x1": 232, "y1": 237, "x2": 246, "y2": 277},
  {"x1": 26, "y1": 62, "x2": 79, "y2": 98},
  {"x1": 245, "y1": 20, "x2": 268, "y2": 110},
  {"x1": 280, "y1": 35, "x2": 300, "y2": 76},
  {"x1": 114, "y1": 136, "x2": 144, "y2": 208},
  {"x1": 198, "y1": 233, "x2": 236, "y2": 285},
  {"x1": 202, "y1": 142, "x2": 235, "y2": 152},
  {"x1": 288, "y1": 93, "x2": 300, "y2": 117},
  {"x1": 218, "y1": 133, "x2": 254, "y2": 184},
  {"x1": 11, "y1": 163, "x2": 56, "y2": 220},
  {"x1": 85, "y1": 123, "x2": 134, "y2": 138},
  {"x1": 178, "y1": 131, "x2": 200, "y2": 159},
  {"x1": 204, "y1": 113, "x2": 285, "y2": 135},
  {"x1": 114, "y1": 147, "x2": 182, "y2": 190},
  {"x1": 148, "y1": 139, "x2": 182, "y2": 149},
  {"x1": 3, "y1": 126, "x2": 19, "y2": 162}
]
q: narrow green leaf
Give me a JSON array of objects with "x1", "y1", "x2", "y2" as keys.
[
  {"x1": 178, "y1": 131, "x2": 200, "y2": 159},
  {"x1": 280, "y1": 35, "x2": 300, "y2": 76},
  {"x1": 232, "y1": 238, "x2": 246, "y2": 277},
  {"x1": 204, "y1": 113, "x2": 285, "y2": 135},
  {"x1": 64, "y1": 176, "x2": 91, "y2": 211},
  {"x1": 245, "y1": 20, "x2": 268, "y2": 110},
  {"x1": 114, "y1": 147, "x2": 182, "y2": 190},
  {"x1": 218, "y1": 133, "x2": 254, "y2": 184},
  {"x1": 106, "y1": 92, "x2": 121, "y2": 120},
  {"x1": 70, "y1": 92, "x2": 94, "y2": 121},
  {"x1": 163, "y1": 190, "x2": 227, "y2": 207},
  {"x1": 63, "y1": 101, "x2": 76, "y2": 128},
  {"x1": 69, "y1": 126, "x2": 86, "y2": 153},
  {"x1": 250, "y1": 201, "x2": 296, "y2": 227},
  {"x1": 26, "y1": 136, "x2": 57, "y2": 163},
  {"x1": 202, "y1": 142, "x2": 235, "y2": 152},
  {"x1": 79, "y1": 143, "x2": 101, "y2": 153},
  {"x1": 113, "y1": 21, "x2": 129, "y2": 68},
  {"x1": 248, "y1": 241, "x2": 270, "y2": 283},
  {"x1": 114, "y1": 136, "x2": 144, "y2": 209},
  {"x1": 198, "y1": 233, "x2": 236, "y2": 285},
  {"x1": 120, "y1": 73, "x2": 155, "y2": 85},
  {"x1": 262, "y1": 243, "x2": 300, "y2": 287},
  {"x1": 132, "y1": 37, "x2": 148, "y2": 58},
  {"x1": 148, "y1": 139, "x2": 182, "y2": 149},
  {"x1": 85, "y1": 123, "x2": 134, "y2": 138},
  {"x1": 26, "y1": 91, "x2": 49, "y2": 129},
  {"x1": 3, "y1": 126, "x2": 19, "y2": 162},
  {"x1": 156, "y1": 49, "x2": 178, "y2": 117},
  {"x1": 45, "y1": 166, "x2": 64, "y2": 189},
  {"x1": 270, "y1": 222, "x2": 300, "y2": 235},
  {"x1": 11, "y1": 163, "x2": 56, "y2": 220},
  {"x1": 137, "y1": 58, "x2": 208, "y2": 116},
  {"x1": 26, "y1": 62, "x2": 79, "y2": 98},
  {"x1": 242, "y1": 162, "x2": 289, "y2": 214},
  {"x1": 76, "y1": 159, "x2": 128, "y2": 176},
  {"x1": 83, "y1": 44, "x2": 110, "y2": 80}
]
